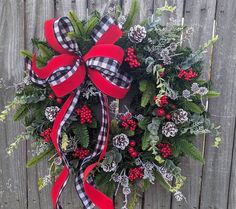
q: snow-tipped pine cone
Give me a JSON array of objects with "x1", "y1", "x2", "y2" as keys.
[
  {"x1": 128, "y1": 25, "x2": 147, "y2": 43},
  {"x1": 162, "y1": 122, "x2": 178, "y2": 137}
]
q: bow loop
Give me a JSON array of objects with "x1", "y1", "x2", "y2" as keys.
[{"x1": 45, "y1": 17, "x2": 80, "y2": 55}]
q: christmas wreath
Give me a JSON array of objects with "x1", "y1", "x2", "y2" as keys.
[{"x1": 1, "y1": 1, "x2": 221, "y2": 209}]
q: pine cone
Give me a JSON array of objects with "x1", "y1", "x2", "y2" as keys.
[
  {"x1": 101, "y1": 161, "x2": 117, "y2": 172},
  {"x1": 128, "y1": 25, "x2": 147, "y2": 43},
  {"x1": 113, "y1": 133, "x2": 129, "y2": 150},
  {"x1": 162, "y1": 122, "x2": 178, "y2": 137},
  {"x1": 172, "y1": 109, "x2": 188, "y2": 124},
  {"x1": 45, "y1": 106, "x2": 60, "y2": 122}
]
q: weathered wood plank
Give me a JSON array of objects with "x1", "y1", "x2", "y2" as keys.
[
  {"x1": 55, "y1": 0, "x2": 74, "y2": 17},
  {"x1": 122, "y1": 0, "x2": 153, "y2": 22},
  {"x1": 87, "y1": 0, "x2": 110, "y2": 15},
  {"x1": 75, "y1": 0, "x2": 88, "y2": 20},
  {"x1": 199, "y1": 0, "x2": 236, "y2": 208},
  {"x1": 171, "y1": 1, "x2": 217, "y2": 209},
  {"x1": 25, "y1": 1, "x2": 55, "y2": 209},
  {"x1": 0, "y1": 0, "x2": 27, "y2": 209}
]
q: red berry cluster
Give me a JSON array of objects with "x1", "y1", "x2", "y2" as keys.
[
  {"x1": 75, "y1": 105, "x2": 92, "y2": 124},
  {"x1": 159, "y1": 95, "x2": 169, "y2": 107},
  {"x1": 125, "y1": 48, "x2": 141, "y2": 68},
  {"x1": 121, "y1": 112, "x2": 137, "y2": 131},
  {"x1": 157, "y1": 143, "x2": 172, "y2": 158},
  {"x1": 128, "y1": 140, "x2": 138, "y2": 158},
  {"x1": 72, "y1": 147, "x2": 90, "y2": 159},
  {"x1": 156, "y1": 108, "x2": 172, "y2": 120},
  {"x1": 128, "y1": 167, "x2": 144, "y2": 181},
  {"x1": 40, "y1": 128, "x2": 52, "y2": 143},
  {"x1": 178, "y1": 68, "x2": 198, "y2": 80}
]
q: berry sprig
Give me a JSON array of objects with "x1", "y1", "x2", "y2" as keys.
[
  {"x1": 40, "y1": 128, "x2": 52, "y2": 143},
  {"x1": 128, "y1": 140, "x2": 138, "y2": 158},
  {"x1": 72, "y1": 147, "x2": 90, "y2": 159},
  {"x1": 48, "y1": 93, "x2": 63, "y2": 104},
  {"x1": 125, "y1": 47, "x2": 141, "y2": 68},
  {"x1": 157, "y1": 143, "x2": 172, "y2": 158},
  {"x1": 128, "y1": 167, "x2": 143, "y2": 181},
  {"x1": 178, "y1": 68, "x2": 198, "y2": 80},
  {"x1": 121, "y1": 112, "x2": 137, "y2": 131},
  {"x1": 75, "y1": 105, "x2": 93, "y2": 124}
]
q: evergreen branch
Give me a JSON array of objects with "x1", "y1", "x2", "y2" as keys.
[
  {"x1": 123, "y1": 0, "x2": 139, "y2": 30},
  {"x1": 26, "y1": 145, "x2": 54, "y2": 168}
]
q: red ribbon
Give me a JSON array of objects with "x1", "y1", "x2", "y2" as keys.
[{"x1": 31, "y1": 17, "x2": 129, "y2": 209}]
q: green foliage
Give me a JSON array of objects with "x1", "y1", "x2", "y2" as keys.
[
  {"x1": 213, "y1": 136, "x2": 221, "y2": 148},
  {"x1": 155, "y1": 3, "x2": 176, "y2": 16},
  {"x1": 138, "y1": 117, "x2": 151, "y2": 130},
  {"x1": 26, "y1": 145, "x2": 54, "y2": 168},
  {"x1": 181, "y1": 35, "x2": 218, "y2": 69},
  {"x1": 74, "y1": 124, "x2": 89, "y2": 148},
  {"x1": 139, "y1": 80, "x2": 155, "y2": 107},
  {"x1": 141, "y1": 130, "x2": 151, "y2": 150},
  {"x1": 173, "y1": 139, "x2": 205, "y2": 164},
  {"x1": 110, "y1": 119, "x2": 121, "y2": 135},
  {"x1": 204, "y1": 90, "x2": 220, "y2": 98},
  {"x1": 6, "y1": 133, "x2": 28, "y2": 156},
  {"x1": 0, "y1": 97, "x2": 21, "y2": 122},
  {"x1": 95, "y1": 173, "x2": 116, "y2": 198},
  {"x1": 128, "y1": 188, "x2": 140, "y2": 209},
  {"x1": 68, "y1": 11, "x2": 86, "y2": 38},
  {"x1": 184, "y1": 101, "x2": 204, "y2": 113},
  {"x1": 123, "y1": 0, "x2": 139, "y2": 30},
  {"x1": 13, "y1": 105, "x2": 29, "y2": 121}
]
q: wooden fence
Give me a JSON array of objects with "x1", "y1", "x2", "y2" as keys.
[{"x1": 0, "y1": 0, "x2": 236, "y2": 208}]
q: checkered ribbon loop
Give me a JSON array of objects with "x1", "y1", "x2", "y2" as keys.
[{"x1": 27, "y1": 15, "x2": 132, "y2": 209}]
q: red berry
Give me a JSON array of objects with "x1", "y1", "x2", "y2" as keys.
[
  {"x1": 159, "y1": 72, "x2": 165, "y2": 77},
  {"x1": 56, "y1": 97, "x2": 63, "y2": 104},
  {"x1": 128, "y1": 147, "x2": 135, "y2": 153},
  {"x1": 172, "y1": 104, "x2": 177, "y2": 109},
  {"x1": 165, "y1": 114, "x2": 171, "y2": 120},
  {"x1": 130, "y1": 140, "x2": 136, "y2": 147},
  {"x1": 157, "y1": 108, "x2": 165, "y2": 117},
  {"x1": 48, "y1": 93, "x2": 55, "y2": 100},
  {"x1": 130, "y1": 151, "x2": 138, "y2": 158}
]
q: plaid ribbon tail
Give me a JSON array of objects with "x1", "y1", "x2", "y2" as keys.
[
  {"x1": 75, "y1": 93, "x2": 113, "y2": 209},
  {"x1": 51, "y1": 90, "x2": 81, "y2": 209}
]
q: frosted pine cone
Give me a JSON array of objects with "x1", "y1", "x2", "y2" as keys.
[
  {"x1": 162, "y1": 122, "x2": 178, "y2": 137},
  {"x1": 113, "y1": 133, "x2": 129, "y2": 150},
  {"x1": 45, "y1": 106, "x2": 60, "y2": 122},
  {"x1": 172, "y1": 109, "x2": 188, "y2": 124},
  {"x1": 101, "y1": 161, "x2": 117, "y2": 172},
  {"x1": 128, "y1": 25, "x2": 146, "y2": 43}
]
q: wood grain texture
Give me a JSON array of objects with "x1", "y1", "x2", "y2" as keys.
[
  {"x1": 171, "y1": 1, "x2": 217, "y2": 209},
  {"x1": 0, "y1": 1, "x2": 27, "y2": 209},
  {"x1": 25, "y1": 1, "x2": 54, "y2": 209},
  {"x1": 199, "y1": 0, "x2": 236, "y2": 208}
]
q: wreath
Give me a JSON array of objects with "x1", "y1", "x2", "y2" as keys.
[{"x1": 1, "y1": 1, "x2": 221, "y2": 209}]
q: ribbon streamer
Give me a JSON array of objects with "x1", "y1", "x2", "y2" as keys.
[{"x1": 27, "y1": 15, "x2": 132, "y2": 209}]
